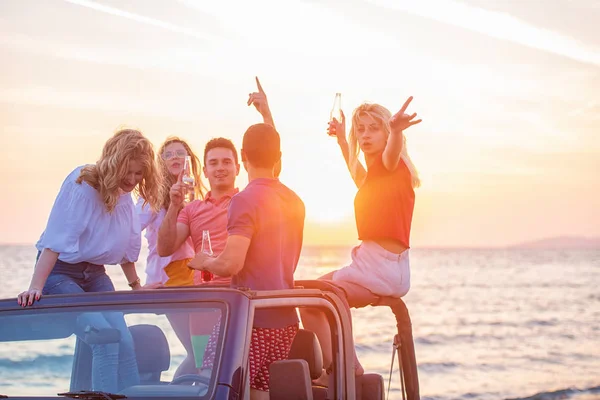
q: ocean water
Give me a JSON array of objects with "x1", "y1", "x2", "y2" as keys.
[{"x1": 1, "y1": 244, "x2": 598, "y2": 400}]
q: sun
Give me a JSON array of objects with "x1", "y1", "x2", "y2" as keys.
[
  {"x1": 304, "y1": 197, "x2": 354, "y2": 224},
  {"x1": 283, "y1": 167, "x2": 357, "y2": 225}
]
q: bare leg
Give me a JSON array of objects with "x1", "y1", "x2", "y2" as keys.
[
  {"x1": 166, "y1": 313, "x2": 198, "y2": 378},
  {"x1": 299, "y1": 306, "x2": 333, "y2": 366},
  {"x1": 250, "y1": 388, "x2": 269, "y2": 400},
  {"x1": 299, "y1": 272, "x2": 365, "y2": 387},
  {"x1": 299, "y1": 272, "x2": 335, "y2": 370}
]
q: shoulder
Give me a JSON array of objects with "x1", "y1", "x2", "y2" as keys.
[
  {"x1": 230, "y1": 190, "x2": 254, "y2": 208},
  {"x1": 388, "y1": 157, "x2": 410, "y2": 176},
  {"x1": 275, "y1": 182, "x2": 305, "y2": 216},
  {"x1": 178, "y1": 200, "x2": 199, "y2": 219},
  {"x1": 59, "y1": 165, "x2": 98, "y2": 200},
  {"x1": 63, "y1": 165, "x2": 85, "y2": 186},
  {"x1": 187, "y1": 198, "x2": 206, "y2": 210},
  {"x1": 395, "y1": 159, "x2": 412, "y2": 183},
  {"x1": 228, "y1": 190, "x2": 259, "y2": 221},
  {"x1": 282, "y1": 182, "x2": 304, "y2": 204}
]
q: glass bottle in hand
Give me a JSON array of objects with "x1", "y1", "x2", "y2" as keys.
[
  {"x1": 328, "y1": 92, "x2": 342, "y2": 136},
  {"x1": 201, "y1": 230, "x2": 214, "y2": 282},
  {"x1": 182, "y1": 156, "x2": 195, "y2": 203}
]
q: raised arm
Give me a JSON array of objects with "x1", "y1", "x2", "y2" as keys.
[
  {"x1": 248, "y1": 76, "x2": 275, "y2": 129},
  {"x1": 328, "y1": 110, "x2": 367, "y2": 188},
  {"x1": 248, "y1": 76, "x2": 281, "y2": 176},
  {"x1": 157, "y1": 172, "x2": 191, "y2": 257},
  {"x1": 382, "y1": 96, "x2": 421, "y2": 171}
]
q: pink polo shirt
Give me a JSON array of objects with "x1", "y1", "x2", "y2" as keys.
[{"x1": 177, "y1": 188, "x2": 239, "y2": 284}]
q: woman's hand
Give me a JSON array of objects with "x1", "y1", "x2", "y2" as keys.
[
  {"x1": 17, "y1": 249, "x2": 58, "y2": 307},
  {"x1": 18, "y1": 287, "x2": 42, "y2": 307},
  {"x1": 327, "y1": 110, "x2": 346, "y2": 143},
  {"x1": 142, "y1": 282, "x2": 163, "y2": 289},
  {"x1": 389, "y1": 96, "x2": 422, "y2": 134},
  {"x1": 170, "y1": 171, "x2": 186, "y2": 209}
]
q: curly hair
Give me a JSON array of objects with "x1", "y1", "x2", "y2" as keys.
[
  {"x1": 157, "y1": 136, "x2": 206, "y2": 209},
  {"x1": 77, "y1": 129, "x2": 162, "y2": 212},
  {"x1": 348, "y1": 103, "x2": 421, "y2": 188}
]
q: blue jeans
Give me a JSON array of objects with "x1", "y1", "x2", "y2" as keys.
[{"x1": 43, "y1": 258, "x2": 140, "y2": 392}]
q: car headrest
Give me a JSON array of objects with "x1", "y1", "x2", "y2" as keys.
[
  {"x1": 129, "y1": 324, "x2": 170, "y2": 374},
  {"x1": 288, "y1": 329, "x2": 324, "y2": 380}
]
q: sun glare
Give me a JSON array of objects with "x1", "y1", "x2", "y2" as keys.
[{"x1": 290, "y1": 173, "x2": 357, "y2": 224}]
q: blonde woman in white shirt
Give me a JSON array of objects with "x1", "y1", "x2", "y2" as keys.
[{"x1": 17, "y1": 129, "x2": 161, "y2": 393}]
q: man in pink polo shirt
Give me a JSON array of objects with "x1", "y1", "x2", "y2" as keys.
[{"x1": 155, "y1": 136, "x2": 240, "y2": 374}]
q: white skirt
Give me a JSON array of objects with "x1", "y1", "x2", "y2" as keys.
[{"x1": 333, "y1": 241, "x2": 411, "y2": 298}]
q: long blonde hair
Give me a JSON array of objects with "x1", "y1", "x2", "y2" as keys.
[
  {"x1": 157, "y1": 136, "x2": 206, "y2": 209},
  {"x1": 77, "y1": 129, "x2": 162, "y2": 212},
  {"x1": 348, "y1": 103, "x2": 421, "y2": 188}
]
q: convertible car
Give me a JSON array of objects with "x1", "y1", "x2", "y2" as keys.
[{"x1": 0, "y1": 281, "x2": 418, "y2": 399}]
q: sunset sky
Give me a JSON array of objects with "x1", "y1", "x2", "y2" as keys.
[{"x1": 1, "y1": 0, "x2": 598, "y2": 247}]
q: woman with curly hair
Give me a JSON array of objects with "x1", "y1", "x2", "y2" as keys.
[{"x1": 17, "y1": 128, "x2": 162, "y2": 393}]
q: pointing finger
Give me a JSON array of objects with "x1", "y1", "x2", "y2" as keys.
[{"x1": 255, "y1": 76, "x2": 265, "y2": 94}]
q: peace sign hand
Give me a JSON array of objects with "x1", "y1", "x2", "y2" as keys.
[{"x1": 389, "y1": 96, "x2": 422, "y2": 133}]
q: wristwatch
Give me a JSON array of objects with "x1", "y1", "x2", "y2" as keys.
[{"x1": 128, "y1": 278, "x2": 141, "y2": 288}]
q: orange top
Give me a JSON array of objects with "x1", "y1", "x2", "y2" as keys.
[{"x1": 354, "y1": 156, "x2": 415, "y2": 248}]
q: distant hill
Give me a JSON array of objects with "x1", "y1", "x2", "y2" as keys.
[{"x1": 509, "y1": 236, "x2": 600, "y2": 250}]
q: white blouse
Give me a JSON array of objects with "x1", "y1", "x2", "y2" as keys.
[
  {"x1": 136, "y1": 198, "x2": 195, "y2": 285},
  {"x1": 36, "y1": 166, "x2": 141, "y2": 265}
]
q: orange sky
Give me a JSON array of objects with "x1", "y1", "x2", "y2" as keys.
[{"x1": 1, "y1": 0, "x2": 599, "y2": 247}]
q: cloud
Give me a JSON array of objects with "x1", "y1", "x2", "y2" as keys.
[
  {"x1": 568, "y1": 101, "x2": 600, "y2": 119},
  {"x1": 63, "y1": 0, "x2": 223, "y2": 42},
  {"x1": 364, "y1": 0, "x2": 600, "y2": 67}
]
